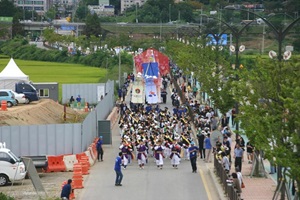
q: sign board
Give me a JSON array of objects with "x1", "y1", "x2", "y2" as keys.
[
  {"x1": 0, "y1": 17, "x2": 13, "y2": 22},
  {"x1": 207, "y1": 34, "x2": 227, "y2": 45}
]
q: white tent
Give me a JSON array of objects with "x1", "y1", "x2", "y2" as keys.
[{"x1": 0, "y1": 58, "x2": 29, "y2": 89}]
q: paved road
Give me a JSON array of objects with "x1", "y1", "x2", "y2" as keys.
[{"x1": 78, "y1": 85, "x2": 220, "y2": 200}]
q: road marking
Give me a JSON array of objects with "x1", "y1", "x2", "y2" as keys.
[{"x1": 199, "y1": 167, "x2": 212, "y2": 200}]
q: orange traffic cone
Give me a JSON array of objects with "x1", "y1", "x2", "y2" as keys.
[{"x1": 72, "y1": 163, "x2": 84, "y2": 189}]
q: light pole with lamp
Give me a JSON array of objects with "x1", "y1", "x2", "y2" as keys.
[{"x1": 210, "y1": 15, "x2": 255, "y2": 131}]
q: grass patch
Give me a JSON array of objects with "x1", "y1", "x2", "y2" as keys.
[{"x1": 0, "y1": 58, "x2": 106, "y2": 100}]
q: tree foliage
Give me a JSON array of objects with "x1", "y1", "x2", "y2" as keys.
[
  {"x1": 233, "y1": 57, "x2": 300, "y2": 196},
  {"x1": 165, "y1": 39, "x2": 234, "y2": 114}
]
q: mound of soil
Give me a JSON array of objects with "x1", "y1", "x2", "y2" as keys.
[{"x1": 0, "y1": 99, "x2": 85, "y2": 126}]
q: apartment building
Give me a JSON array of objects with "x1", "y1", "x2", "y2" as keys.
[
  {"x1": 14, "y1": 0, "x2": 51, "y2": 15},
  {"x1": 120, "y1": 0, "x2": 146, "y2": 14}
]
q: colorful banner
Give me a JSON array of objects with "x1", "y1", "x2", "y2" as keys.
[
  {"x1": 145, "y1": 78, "x2": 158, "y2": 104},
  {"x1": 142, "y1": 62, "x2": 159, "y2": 77},
  {"x1": 134, "y1": 48, "x2": 170, "y2": 76},
  {"x1": 131, "y1": 80, "x2": 145, "y2": 104}
]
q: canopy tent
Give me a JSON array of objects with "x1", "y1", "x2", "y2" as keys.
[
  {"x1": 0, "y1": 58, "x2": 29, "y2": 81},
  {"x1": 0, "y1": 58, "x2": 29, "y2": 89}
]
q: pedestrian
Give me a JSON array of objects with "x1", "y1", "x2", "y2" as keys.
[
  {"x1": 196, "y1": 130, "x2": 205, "y2": 159},
  {"x1": 76, "y1": 95, "x2": 81, "y2": 107},
  {"x1": 234, "y1": 143, "x2": 244, "y2": 172},
  {"x1": 61, "y1": 179, "x2": 72, "y2": 200},
  {"x1": 246, "y1": 140, "x2": 254, "y2": 164},
  {"x1": 231, "y1": 172, "x2": 242, "y2": 193},
  {"x1": 69, "y1": 96, "x2": 74, "y2": 106},
  {"x1": 222, "y1": 152, "x2": 230, "y2": 173},
  {"x1": 161, "y1": 89, "x2": 167, "y2": 103},
  {"x1": 204, "y1": 133, "x2": 212, "y2": 163},
  {"x1": 188, "y1": 141, "x2": 199, "y2": 173},
  {"x1": 114, "y1": 152, "x2": 123, "y2": 186},
  {"x1": 96, "y1": 136, "x2": 104, "y2": 162}
]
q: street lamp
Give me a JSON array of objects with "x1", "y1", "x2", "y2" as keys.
[{"x1": 226, "y1": 8, "x2": 300, "y2": 61}]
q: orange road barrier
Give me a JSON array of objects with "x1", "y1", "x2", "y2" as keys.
[
  {"x1": 84, "y1": 102, "x2": 89, "y2": 112},
  {"x1": 45, "y1": 155, "x2": 66, "y2": 172},
  {"x1": 1, "y1": 100, "x2": 7, "y2": 111},
  {"x1": 72, "y1": 163, "x2": 84, "y2": 189}
]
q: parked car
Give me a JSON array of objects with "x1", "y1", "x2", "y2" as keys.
[
  {"x1": 0, "y1": 90, "x2": 17, "y2": 107},
  {"x1": 10, "y1": 90, "x2": 29, "y2": 104},
  {"x1": 0, "y1": 142, "x2": 26, "y2": 186}
]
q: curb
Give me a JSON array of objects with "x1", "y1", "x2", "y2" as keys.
[{"x1": 206, "y1": 163, "x2": 228, "y2": 200}]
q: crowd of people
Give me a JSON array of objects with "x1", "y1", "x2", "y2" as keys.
[{"x1": 113, "y1": 64, "x2": 250, "y2": 195}]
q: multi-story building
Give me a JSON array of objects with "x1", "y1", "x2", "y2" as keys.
[
  {"x1": 120, "y1": 0, "x2": 183, "y2": 14},
  {"x1": 14, "y1": 0, "x2": 51, "y2": 15},
  {"x1": 88, "y1": 5, "x2": 114, "y2": 17},
  {"x1": 120, "y1": 0, "x2": 146, "y2": 14}
]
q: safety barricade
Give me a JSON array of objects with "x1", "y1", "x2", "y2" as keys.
[
  {"x1": 79, "y1": 156, "x2": 90, "y2": 175},
  {"x1": 84, "y1": 150, "x2": 95, "y2": 166},
  {"x1": 72, "y1": 163, "x2": 84, "y2": 189},
  {"x1": 90, "y1": 143, "x2": 98, "y2": 161},
  {"x1": 45, "y1": 155, "x2": 66, "y2": 172},
  {"x1": 76, "y1": 152, "x2": 87, "y2": 161},
  {"x1": 88, "y1": 146, "x2": 96, "y2": 162},
  {"x1": 63, "y1": 154, "x2": 78, "y2": 172}
]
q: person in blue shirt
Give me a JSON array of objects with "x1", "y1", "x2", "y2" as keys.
[
  {"x1": 114, "y1": 152, "x2": 123, "y2": 186},
  {"x1": 204, "y1": 133, "x2": 212, "y2": 163},
  {"x1": 188, "y1": 142, "x2": 199, "y2": 173},
  {"x1": 61, "y1": 179, "x2": 72, "y2": 199},
  {"x1": 96, "y1": 136, "x2": 104, "y2": 162}
]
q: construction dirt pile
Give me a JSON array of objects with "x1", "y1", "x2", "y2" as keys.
[{"x1": 0, "y1": 99, "x2": 86, "y2": 126}]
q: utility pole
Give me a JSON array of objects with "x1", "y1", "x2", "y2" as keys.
[{"x1": 169, "y1": 4, "x2": 171, "y2": 23}]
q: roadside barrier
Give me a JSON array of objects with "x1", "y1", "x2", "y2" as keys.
[
  {"x1": 106, "y1": 107, "x2": 119, "y2": 128},
  {"x1": 88, "y1": 146, "x2": 96, "y2": 162},
  {"x1": 1, "y1": 100, "x2": 7, "y2": 111},
  {"x1": 79, "y1": 156, "x2": 90, "y2": 175},
  {"x1": 45, "y1": 155, "x2": 66, "y2": 172},
  {"x1": 72, "y1": 163, "x2": 84, "y2": 189},
  {"x1": 84, "y1": 150, "x2": 95, "y2": 166},
  {"x1": 63, "y1": 154, "x2": 78, "y2": 171},
  {"x1": 85, "y1": 102, "x2": 89, "y2": 112}
]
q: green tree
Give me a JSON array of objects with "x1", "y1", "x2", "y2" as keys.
[
  {"x1": 84, "y1": 13, "x2": 102, "y2": 37},
  {"x1": 234, "y1": 58, "x2": 300, "y2": 198}
]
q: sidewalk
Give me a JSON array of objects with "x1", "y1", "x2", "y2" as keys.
[{"x1": 172, "y1": 74, "x2": 277, "y2": 200}]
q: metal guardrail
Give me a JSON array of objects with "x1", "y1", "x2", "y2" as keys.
[{"x1": 214, "y1": 156, "x2": 242, "y2": 200}]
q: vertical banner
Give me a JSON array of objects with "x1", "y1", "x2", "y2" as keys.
[
  {"x1": 142, "y1": 62, "x2": 159, "y2": 77},
  {"x1": 145, "y1": 78, "x2": 158, "y2": 104},
  {"x1": 131, "y1": 79, "x2": 145, "y2": 103}
]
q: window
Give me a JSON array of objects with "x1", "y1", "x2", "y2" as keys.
[
  {"x1": 39, "y1": 89, "x2": 49, "y2": 97},
  {"x1": 0, "y1": 152, "x2": 11, "y2": 162},
  {"x1": 0, "y1": 91, "x2": 8, "y2": 97}
]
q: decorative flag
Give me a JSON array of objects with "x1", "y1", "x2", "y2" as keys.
[
  {"x1": 142, "y1": 62, "x2": 159, "y2": 78},
  {"x1": 131, "y1": 79, "x2": 145, "y2": 103},
  {"x1": 145, "y1": 78, "x2": 158, "y2": 104}
]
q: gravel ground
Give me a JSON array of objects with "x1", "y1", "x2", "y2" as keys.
[{"x1": 0, "y1": 171, "x2": 87, "y2": 200}]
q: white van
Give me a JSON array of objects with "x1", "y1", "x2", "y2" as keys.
[{"x1": 0, "y1": 142, "x2": 26, "y2": 186}]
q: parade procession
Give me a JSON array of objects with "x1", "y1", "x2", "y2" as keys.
[{"x1": 116, "y1": 48, "x2": 215, "y2": 172}]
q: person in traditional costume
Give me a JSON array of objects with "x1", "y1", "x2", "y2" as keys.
[
  {"x1": 137, "y1": 140, "x2": 148, "y2": 169},
  {"x1": 119, "y1": 140, "x2": 129, "y2": 169},
  {"x1": 154, "y1": 140, "x2": 165, "y2": 169},
  {"x1": 169, "y1": 139, "x2": 181, "y2": 169}
]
